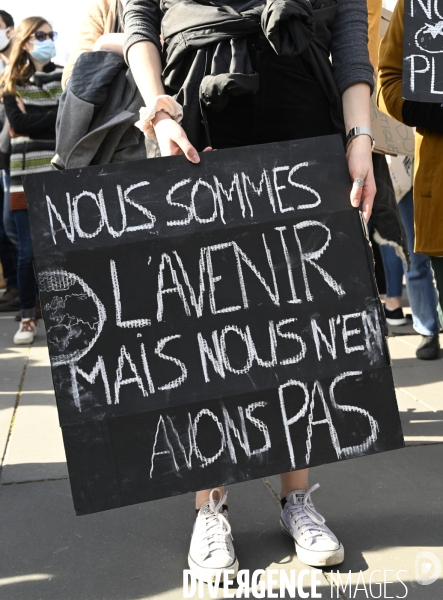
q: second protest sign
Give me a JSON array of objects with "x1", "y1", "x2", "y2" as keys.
[{"x1": 403, "y1": 0, "x2": 443, "y2": 102}]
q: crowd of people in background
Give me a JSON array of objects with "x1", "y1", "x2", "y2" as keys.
[
  {"x1": 0, "y1": 0, "x2": 442, "y2": 584},
  {"x1": 0, "y1": 10, "x2": 62, "y2": 343},
  {"x1": 0, "y1": 13, "x2": 62, "y2": 344}
]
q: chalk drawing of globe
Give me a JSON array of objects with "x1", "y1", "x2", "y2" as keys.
[
  {"x1": 415, "y1": 22, "x2": 443, "y2": 53},
  {"x1": 39, "y1": 270, "x2": 106, "y2": 367}
]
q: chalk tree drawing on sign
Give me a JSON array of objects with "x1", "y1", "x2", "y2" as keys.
[
  {"x1": 23, "y1": 136, "x2": 404, "y2": 515},
  {"x1": 403, "y1": 0, "x2": 443, "y2": 101}
]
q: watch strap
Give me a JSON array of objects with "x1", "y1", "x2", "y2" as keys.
[{"x1": 346, "y1": 126, "x2": 375, "y2": 151}]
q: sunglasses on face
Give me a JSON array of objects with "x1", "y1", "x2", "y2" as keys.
[{"x1": 31, "y1": 30, "x2": 58, "y2": 42}]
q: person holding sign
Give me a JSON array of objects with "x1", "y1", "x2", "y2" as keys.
[
  {"x1": 123, "y1": 0, "x2": 376, "y2": 580},
  {"x1": 378, "y1": 0, "x2": 443, "y2": 333}
]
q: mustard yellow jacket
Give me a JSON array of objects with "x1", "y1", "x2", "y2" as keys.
[
  {"x1": 377, "y1": 0, "x2": 443, "y2": 256},
  {"x1": 367, "y1": 0, "x2": 382, "y2": 71}
]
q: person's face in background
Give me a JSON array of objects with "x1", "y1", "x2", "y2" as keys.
[
  {"x1": 0, "y1": 14, "x2": 14, "y2": 52},
  {"x1": 22, "y1": 22, "x2": 56, "y2": 67},
  {"x1": 22, "y1": 21, "x2": 52, "y2": 54}
]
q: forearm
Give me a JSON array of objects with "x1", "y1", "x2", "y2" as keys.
[
  {"x1": 127, "y1": 40, "x2": 164, "y2": 105},
  {"x1": 342, "y1": 82, "x2": 372, "y2": 134},
  {"x1": 341, "y1": 83, "x2": 375, "y2": 222},
  {"x1": 127, "y1": 39, "x2": 200, "y2": 163},
  {"x1": 93, "y1": 33, "x2": 125, "y2": 54},
  {"x1": 4, "y1": 96, "x2": 57, "y2": 136}
]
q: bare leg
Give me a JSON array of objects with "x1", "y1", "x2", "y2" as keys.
[
  {"x1": 385, "y1": 296, "x2": 402, "y2": 310},
  {"x1": 196, "y1": 486, "x2": 226, "y2": 510},
  {"x1": 195, "y1": 471, "x2": 309, "y2": 508},
  {"x1": 280, "y1": 469, "x2": 309, "y2": 499}
]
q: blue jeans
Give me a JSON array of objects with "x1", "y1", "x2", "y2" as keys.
[
  {"x1": 431, "y1": 257, "x2": 443, "y2": 328},
  {"x1": 2, "y1": 171, "x2": 18, "y2": 247},
  {"x1": 380, "y1": 189, "x2": 440, "y2": 336},
  {"x1": 0, "y1": 174, "x2": 17, "y2": 288},
  {"x1": 12, "y1": 209, "x2": 37, "y2": 318}
]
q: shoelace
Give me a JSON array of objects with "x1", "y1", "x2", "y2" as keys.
[
  {"x1": 20, "y1": 318, "x2": 37, "y2": 333},
  {"x1": 287, "y1": 483, "x2": 329, "y2": 546},
  {"x1": 199, "y1": 489, "x2": 232, "y2": 559}
]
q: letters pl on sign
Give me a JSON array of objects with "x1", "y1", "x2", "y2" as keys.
[{"x1": 403, "y1": 0, "x2": 443, "y2": 102}]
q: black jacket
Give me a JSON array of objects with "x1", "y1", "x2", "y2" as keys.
[{"x1": 0, "y1": 102, "x2": 10, "y2": 171}]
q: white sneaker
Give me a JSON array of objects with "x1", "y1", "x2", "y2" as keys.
[
  {"x1": 13, "y1": 318, "x2": 38, "y2": 345},
  {"x1": 280, "y1": 483, "x2": 344, "y2": 567},
  {"x1": 188, "y1": 489, "x2": 239, "y2": 584}
]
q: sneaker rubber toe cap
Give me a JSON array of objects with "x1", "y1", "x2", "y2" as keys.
[
  {"x1": 198, "y1": 551, "x2": 237, "y2": 570},
  {"x1": 305, "y1": 536, "x2": 340, "y2": 553}
]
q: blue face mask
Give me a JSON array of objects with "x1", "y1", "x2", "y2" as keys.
[
  {"x1": 30, "y1": 39, "x2": 56, "y2": 63},
  {"x1": 0, "y1": 28, "x2": 11, "y2": 52}
]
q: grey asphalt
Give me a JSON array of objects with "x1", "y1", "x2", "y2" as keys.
[{"x1": 1, "y1": 313, "x2": 442, "y2": 600}]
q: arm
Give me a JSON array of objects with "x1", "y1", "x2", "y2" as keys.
[
  {"x1": 330, "y1": 0, "x2": 374, "y2": 96},
  {"x1": 62, "y1": 0, "x2": 111, "y2": 89},
  {"x1": 127, "y1": 41, "x2": 200, "y2": 162},
  {"x1": 93, "y1": 33, "x2": 125, "y2": 54},
  {"x1": 123, "y1": 0, "x2": 162, "y2": 61},
  {"x1": 331, "y1": 0, "x2": 376, "y2": 220},
  {"x1": 124, "y1": 0, "x2": 201, "y2": 162},
  {"x1": 343, "y1": 83, "x2": 376, "y2": 222},
  {"x1": 3, "y1": 95, "x2": 57, "y2": 137}
]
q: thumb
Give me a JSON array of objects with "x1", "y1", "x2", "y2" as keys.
[
  {"x1": 350, "y1": 178, "x2": 364, "y2": 208},
  {"x1": 173, "y1": 130, "x2": 200, "y2": 164}
]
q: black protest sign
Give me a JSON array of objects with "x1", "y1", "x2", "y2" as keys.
[
  {"x1": 403, "y1": 0, "x2": 443, "y2": 102},
  {"x1": 24, "y1": 136, "x2": 404, "y2": 515}
]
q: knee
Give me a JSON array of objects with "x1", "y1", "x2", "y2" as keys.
[{"x1": 407, "y1": 253, "x2": 431, "y2": 280}]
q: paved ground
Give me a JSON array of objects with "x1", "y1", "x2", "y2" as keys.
[{"x1": 0, "y1": 313, "x2": 442, "y2": 600}]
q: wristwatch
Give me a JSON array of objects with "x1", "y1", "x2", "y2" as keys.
[{"x1": 345, "y1": 126, "x2": 375, "y2": 151}]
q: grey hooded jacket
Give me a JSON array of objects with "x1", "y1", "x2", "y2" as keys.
[{"x1": 52, "y1": 50, "x2": 158, "y2": 170}]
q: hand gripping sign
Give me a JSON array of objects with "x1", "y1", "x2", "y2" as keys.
[{"x1": 24, "y1": 135, "x2": 404, "y2": 515}]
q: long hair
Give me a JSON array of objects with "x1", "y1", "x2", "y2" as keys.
[{"x1": 0, "y1": 16, "x2": 48, "y2": 96}]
